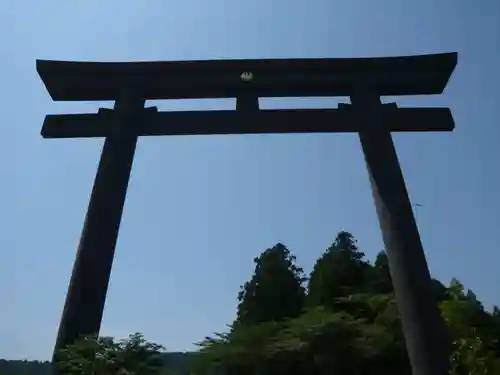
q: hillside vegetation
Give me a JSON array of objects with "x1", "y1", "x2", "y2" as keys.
[{"x1": 2, "y1": 231, "x2": 499, "y2": 375}]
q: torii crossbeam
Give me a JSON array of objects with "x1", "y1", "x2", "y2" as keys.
[{"x1": 38, "y1": 52, "x2": 457, "y2": 375}]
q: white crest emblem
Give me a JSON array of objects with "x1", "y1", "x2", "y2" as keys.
[{"x1": 240, "y1": 71, "x2": 254, "y2": 82}]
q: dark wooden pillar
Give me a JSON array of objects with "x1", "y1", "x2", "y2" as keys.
[
  {"x1": 236, "y1": 93, "x2": 259, "y2": 112},
  {"x1": 352, "y1": 91, "x2": 451, "y2": 375},
  {"x1": 52, "y1": 93, "x2": 145, "y2": 361}
]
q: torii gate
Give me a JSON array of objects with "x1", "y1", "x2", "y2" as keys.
[{"x1": 37, "y1": 52, "x2": 457, "y2": 375}]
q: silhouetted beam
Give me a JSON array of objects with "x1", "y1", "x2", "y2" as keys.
[
  {"x1": 354, "y1": 92, "x2": 452, "y2": 375},
  {"x1": 36, "y1": 53, "x2": 457, "y2": 101},
  {"x1": 41, "y1": 108, "x2": 455, "y2": 139},
  {"x1": 51, "y1": 94, "x2": 145, "y2": 368}
]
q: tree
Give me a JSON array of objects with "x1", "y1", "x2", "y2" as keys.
[
  {"x1": 368, "y1": 251, "x2": 393, "y2": 294},
  {"x1": 235, "y1": 243, "x2": 306, "y2": 326},
  {"x1": 270, "y1": 307, "x2": 370, "y2": 375},
  {"x1": 55, "y1": 333, "x2": 165, "y2": 375},
  {"x1": 196, "y1": 243, "x2": 306, "y2": 375},
  {"x1": 439, "y1": 279, "x2": 500, "y2": 374},
  {"x1": 431, "y1": 278, "x2": 448, "y2": 303},
  {"x1": 268, "y1": 293, "x2": 413, "y2": 375},
  {"x1": 195, "y1": 322, "x2": 285, "y2": 375},
  {"x1": 308, "y1": 231, "x2": 370, "y2": 309},
  {"x1": 5, "y1": 230, "x2": 500, "y2": 375},
  {"x1": 448, "y1": 335, "x2": 500, "y2": 375}
]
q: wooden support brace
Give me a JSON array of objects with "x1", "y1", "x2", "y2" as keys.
[{"x1": 41, "y1": 107, "x2": 454, "y2": 139}]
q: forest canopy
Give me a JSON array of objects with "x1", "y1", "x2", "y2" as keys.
[{"x1": 2, "y1": 231, "x2": 499, "y2": 375}]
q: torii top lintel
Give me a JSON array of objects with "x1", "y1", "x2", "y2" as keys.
[{"x1": 37, "y1": 52, "x2": 457, "y2": 102}]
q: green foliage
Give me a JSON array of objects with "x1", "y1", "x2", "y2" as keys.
[
  {"x1": 440, "y1": 280, "x2": 500, "y2": 374},
  {"x1": 0, "y1": 354, "x2": 191, "y2": 375},
  {"x1": 370, "y1": 251, "x2": 393, "y2": 294},
  {"x1": 307, "y1": 231, "x2": 371, "y2": 308},
  {"x1": 449, "y1": 336, "x2": 500, "y2": 375},
  {"x1": 55, "y1": 333, "x2": 165, "y2": 375},
  {"x1": 0, "y1": 360, "x2": 51, "y2": 375},
  {"x1": 195, "y1": 322, "x2": 287, "y2": 375},
  {"x1": 197, "y1": 231, "x2": 499, "y2": 375},
  {"x1": 235, "y1": 243, "x2": 306, "y2": 327},
  {"x1": 2, "y1": 230, "x2": 498, "y2": 375}
]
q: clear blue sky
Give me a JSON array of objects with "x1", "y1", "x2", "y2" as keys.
[{"x1": 1, "y1": 0, "x2": 499, "y2": 361}]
